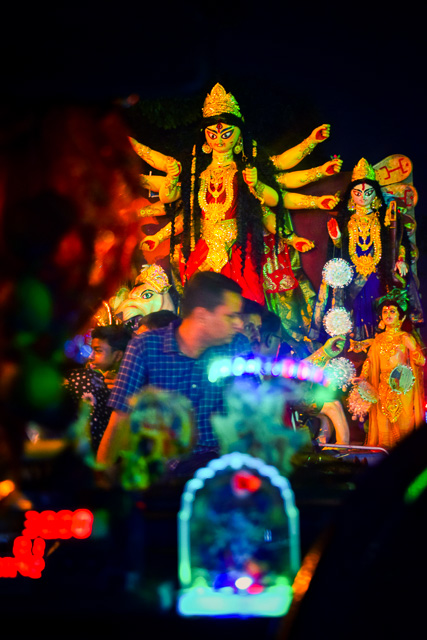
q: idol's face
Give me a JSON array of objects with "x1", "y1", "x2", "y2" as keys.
[
  {"x1": 205, "y1": 122, "x2": 241, "y2": 154},
  {"x1": 382, "y1": 305, "x2": 401, "y2": 329},
  {"x1": 351, "y1": 182, "x2": 376, "y2": 208}
]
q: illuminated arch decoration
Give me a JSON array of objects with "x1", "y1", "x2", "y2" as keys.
[{"x1": 177, "y1": 452, "x2": 300, "y2": 617}]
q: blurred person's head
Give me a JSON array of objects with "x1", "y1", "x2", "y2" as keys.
[
  {"x1": 135, "y1": 310, "x2": 179, "y2": 335},
  {"x1": 89, "y1": 325, "x2": 132, "y2": 372},
  {"x1": 240, "y1": 299, "x2": 264, "y2": 351},
  {"x1": 180, "y1": 272, "x2": 243, "y2": 346},
  {"x1": 259, "y1": 311, "x2": 283, "y2": 358}
]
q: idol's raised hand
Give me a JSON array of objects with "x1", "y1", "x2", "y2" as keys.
[
  {"x1": 322, "y1": 157, "x2": 343, "y2": 176},
  {"x1": 318, "y1": 193, "x2": 341, "y2": 210},
  {"x1": 310, "y1": 124, "x2": 331, "y2": 142},
  {"x1": 242, "y1": 166, "x2": 258, "y2": 188},
  {"x1": 288, "y1": 235, "x2": 315, "y2": 253}
]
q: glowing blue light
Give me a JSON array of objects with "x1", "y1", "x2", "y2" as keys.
[
  {"x1": 231, "y1": 357, "x2": 246, "y2": 377},
  {"x1": 262, "y1": 360, "x2": 272, "y2": 376},
  {"x1": 64, "y1": 333, "x2": 92, "y2": 364},
  {"x1": 79, "y1": 344, "x2": 93, "y2": 359},
  {"x1": 271, "y1": 361, "x2": 282, "y2": 377},
  {"x1": 219, "y1": 364, "x2": 231, "y2": 377},
  {"x1": 207, "y1": 355, "x2": 329, "y2": 388}
]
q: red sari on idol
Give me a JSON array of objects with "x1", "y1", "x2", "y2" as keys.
[{"x1": 177, "y1": 166, "x2": 297, "y2": 304}]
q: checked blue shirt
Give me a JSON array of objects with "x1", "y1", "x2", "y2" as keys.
[{"x1": 108, "y1": 320, "x2": 251, "y2": 451}]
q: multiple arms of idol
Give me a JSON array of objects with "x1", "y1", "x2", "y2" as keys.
[{"x1": 130, "y1": 125, "x2": 342, "y2": 253}]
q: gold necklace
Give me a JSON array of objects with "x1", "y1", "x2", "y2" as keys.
[
  {"x1": 199, "y1": 162, "x2": 237, "y2": 222},
  {"x1": 198, "y1": 162, "x2": 238, "y2": 272},
  {"x1": 348, "y1": 210, "x2": 382, "y2": 277},
  {"x1": 213, "y1": 151, "x2": 234, "y2": 166}
]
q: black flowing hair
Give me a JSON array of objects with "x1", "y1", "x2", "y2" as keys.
[
  {"x1": 336, "y1": 178, "x2": 403, "y2": 286},
  {"x1": 169, "y1": 112, "x2": 289, "y2": 279}
]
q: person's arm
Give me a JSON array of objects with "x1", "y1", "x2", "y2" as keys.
[{"x1": 96, "y1": 409, "x2": 130, "y2": 466}]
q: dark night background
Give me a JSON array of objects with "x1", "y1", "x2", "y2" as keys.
[{"x1": 3, "y1": 2, "x2": 424, "y2": 329}]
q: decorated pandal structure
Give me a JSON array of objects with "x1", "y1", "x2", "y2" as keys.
[
  {"x1": 120, "y1": 83, "x2": 425, "y2": 450},
  {"x1": 0, "y1": 84, "x2": 426, "y2": 637}
]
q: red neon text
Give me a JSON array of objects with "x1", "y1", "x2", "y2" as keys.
[
  {"x1": 0, "y1": 509, "x2": 93, "y2": 579},
  {"x1": 22, "y1": 509, "x2": 93, "y2": 540}
]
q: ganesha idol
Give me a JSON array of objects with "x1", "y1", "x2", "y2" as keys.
[
  {"x1": 92, "y1": 264, "x2": 175, "y2": 330},
  {"x1": 130, "y1": 83, "x2": 343, "y2": 354}
]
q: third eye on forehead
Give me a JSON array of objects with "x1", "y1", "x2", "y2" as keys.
[
  {"x1": 206, "y1": 124, "x2": 234, "y2": 135},
  {"x1": 383, "y1": 305, "x2": 398, "y2": 313},
  {"x1": 352, "y1": 184, "x2": 374, "y2": 196}
]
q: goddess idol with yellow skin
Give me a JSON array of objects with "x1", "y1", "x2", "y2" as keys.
[
  {"x1": 132, "y1": 84, "x2": 341, "y2": 330},
  {"x1": 353, "y1": 292, "x2": 425, "y2": 449},
  {"x1": 311, "y1": 158, "x2": 416, "y2": 350}
]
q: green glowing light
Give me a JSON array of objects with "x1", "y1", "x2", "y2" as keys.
[
  {"x1": 17, "y1": 278, "x2": 52, "y2": 331},
  {"x1": 404, "y1": 466, "x2": 427, "y2": 504},
  {"x1": 177, "y1": 583, "x2": 293, "y2": 617},
  {"x1": 25, "y1": 363, "x2": 63, "y2": 407}
]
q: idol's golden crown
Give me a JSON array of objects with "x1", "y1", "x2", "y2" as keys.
[
  {"x1": 352, "y1": 158, "x2": 377, "y2": 182},
  {"x1": 135, "y1": 264, "x2": 171, "y2": 292},
  {"x1": 202, "y1": 83, "x2": 242, "y2": 119}
]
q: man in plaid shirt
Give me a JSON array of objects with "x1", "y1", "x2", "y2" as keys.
[{"x1": 96, "y1": 272, "x2": 250, "y2": 468}]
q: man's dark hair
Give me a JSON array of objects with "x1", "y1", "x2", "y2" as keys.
[
  {"x1": 242, "y1": 298, "x2": 264, "y2": 316},
  {"x1": 91, "y1": 324, "x2": 133, "y2": 352},
  {"x1": 260, "y1": 310, "x2": 282, "y2": 338},
  {"x1": 181, "y1": 272, "x2": 242, "y2": 318},
  {"x1": 138, "y1": 310, "x2": 179, "y2": 330}
]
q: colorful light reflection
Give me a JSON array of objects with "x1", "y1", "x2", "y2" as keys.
[
  {"x1": 208, "y1": 356, "x2": 329, "y2": 387},
  {"x1": 177, "y1": 453, "x2": 300, "y2": 618}
]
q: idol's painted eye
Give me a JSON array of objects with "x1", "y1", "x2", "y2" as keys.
[
  {"x1": 141, "y1": 291, "x2": 154, "y2": 300},
  {"x1": 365, "y1": 189, "x2": 374, "y2": 197},
  {"x1": 206, "y1": 130, "x2": 217, "y2": 140},
  {"x1": 221, "y1": 129, "x2": 234, "y2": 139}
]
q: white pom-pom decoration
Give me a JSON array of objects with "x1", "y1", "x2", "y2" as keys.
[
  {"x1": 323, "y1": 307, "x2": 353, "y2": 336},
  {"x1": 324, "y1": 357, "x2": 356, "y2": 390},
  {"x1": 322, "y1": 258, "x2": 354, "y2": 288}
]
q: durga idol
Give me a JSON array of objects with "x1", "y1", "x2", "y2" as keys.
[{"x1": 133, "y1": 83, "x2": 342, "y2": 318}]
